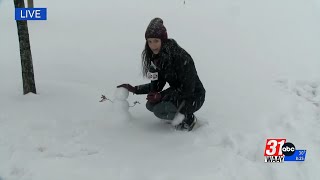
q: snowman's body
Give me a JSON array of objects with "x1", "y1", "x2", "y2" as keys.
[{"x1": 113, "y1": 87, "x2": 131, "y2": 121}]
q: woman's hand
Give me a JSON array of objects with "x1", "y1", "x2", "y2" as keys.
[{"x1": 146, "y1": 92, "x2": 162, "y2": 103}]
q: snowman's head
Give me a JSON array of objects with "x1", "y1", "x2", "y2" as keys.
[{"x1": 114, "y1": 87, "x2": 129, "y2": 100}]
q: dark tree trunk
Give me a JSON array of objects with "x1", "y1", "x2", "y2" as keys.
[
  {"x1": 27, "y1": 0, "x2": 34, "y2": 8},
  {"x1": 14, "y1": 0, "x2": 37, "y2": 94}
]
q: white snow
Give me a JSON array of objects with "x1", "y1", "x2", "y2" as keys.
[
  {"x1": 172, "y1": 112, "x2": 185, "y2": 126},
  {"x1": 1, "y1": 0, "x2": 320, "y2": 179},
  {"x1": 112, "y1": 87, "x2": 131, "y2": 122},
  {"x1": 114, "y1": 88, "x2": 129, "y2": 101}
]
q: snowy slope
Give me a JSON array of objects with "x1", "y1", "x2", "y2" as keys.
[{"x1": 1, "y1": 0, "x2": 320, "y2": 179}]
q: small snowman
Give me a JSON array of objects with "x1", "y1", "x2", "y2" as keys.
[{"x1": 112, "y1": 87, "x2": 131, "y2": 121}]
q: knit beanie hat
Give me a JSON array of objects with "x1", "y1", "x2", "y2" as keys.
[{"x1": 145, "y1": 17, "x2": 168, "y2": 41}]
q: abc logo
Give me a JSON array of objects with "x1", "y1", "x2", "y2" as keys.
[{"x1": 281, "y1": 142, "x2": 295, "y2": 156}]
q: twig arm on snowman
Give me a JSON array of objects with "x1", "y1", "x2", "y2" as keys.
[
  {"x1": 129, "y1": 101, "x2": 140, "y2": 107},
  {"x1": 100, "y1": 95, "x2": 114, "y2": 103}
]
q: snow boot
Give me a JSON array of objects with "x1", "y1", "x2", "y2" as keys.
[{"x1": 175, "y1": 114, "x2": 198, "y2": 131}]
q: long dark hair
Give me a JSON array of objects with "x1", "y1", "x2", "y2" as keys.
[
  {"x1": 141, "y1": 41, "x2": 153, "y2": 77},
  {"x1": 141, "y1": 39, "x2": 181, "y2": 77}
]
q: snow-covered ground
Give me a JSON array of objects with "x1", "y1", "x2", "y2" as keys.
[{"x1": 1, "y1": 0, "x2": 320, "y2": 179}]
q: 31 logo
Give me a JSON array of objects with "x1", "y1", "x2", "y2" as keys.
[
  {"x1": 264, "y1": 138, "x2": 306, "y2": 163},
  {"x1": 264, "y1": 139, "x2": 286, "y2": 156}
]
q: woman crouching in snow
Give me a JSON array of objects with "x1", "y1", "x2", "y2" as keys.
[{"x1": 117, "y1": 17, "x2": 206, "y2": 131}]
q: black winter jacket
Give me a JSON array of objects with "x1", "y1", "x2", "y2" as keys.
[{"x1": 135, "y1": 39, "x2": 205, "y2": 102}]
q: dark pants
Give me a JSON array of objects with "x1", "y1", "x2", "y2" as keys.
[{"x1": 146, "y1": 94, "x2": 205, "y2": 122}]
